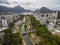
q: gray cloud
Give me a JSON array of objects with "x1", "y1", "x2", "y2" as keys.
[
  {"x1": 0, "y1": 0, "x2": 60, "y2": 11},
  {"x1": 0, "y1": 0, "x2": 7, "y2": 3}
]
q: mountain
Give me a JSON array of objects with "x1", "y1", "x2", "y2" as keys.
[
  {"x1": 0, "y1": 6, "x2": 32, "y2": 13},
  {"x1": 12, "y1": 6, "x2": 26, "y2": 13},
  {"x1": 34, "y1": 7, "x2": 55, "y2": 13},
  {"x1": 0, "y1": 6, "x2": 12, "y2": 12}
]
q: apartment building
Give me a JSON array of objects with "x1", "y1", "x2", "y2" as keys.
[
  {"x1": 0, "y1": 15, "x2": 20, "y2": 45},
  {"x1": 0, "y1": 14, "x2": 20, "y2": 30},
  {"x1": 56, "y1": 11, "x2": 60, "y2": 24},
  {"x1": 34, "y1": 11, "x2": 60, "y2": 35},
  {"x1": 34, "y1": 12, "x2": 58, "y2": 26},
  {"x1": 0, "y1": 15, "x2": 20, "y2": 25},
  {"x1": 0, "y1": 16, "x2": 8, "y2": 27}
]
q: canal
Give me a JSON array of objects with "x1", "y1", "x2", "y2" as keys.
[{"x1": 21, "y1": 16, "x2": 33, "y2": 45}]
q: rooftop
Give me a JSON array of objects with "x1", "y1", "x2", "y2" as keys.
[{"x1": 0, "y1": 27, "x2": 7, "y2": 32}]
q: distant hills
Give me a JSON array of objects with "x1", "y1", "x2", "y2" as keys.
[
  {"x1": 34, "y1": 7, "x2": 56, "y2": 13},
  {"x1": 0, "y1": 6, "x2": 32, "y2": 13},
  {"x1": 0, "y1": 6, "x2": 56, "y2": 13}
]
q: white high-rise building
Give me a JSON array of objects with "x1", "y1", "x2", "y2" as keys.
[{"x1": 2, "y1": 19, "x2": 8, "y2": 27}]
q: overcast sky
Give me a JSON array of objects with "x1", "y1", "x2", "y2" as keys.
[{"x1": 0, "y1": 0, "x2": 60, "y2": 11}]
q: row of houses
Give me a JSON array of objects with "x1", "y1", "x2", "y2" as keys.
[{"x1": 34, "y1": 11, "x2": 60, "y2": 35}]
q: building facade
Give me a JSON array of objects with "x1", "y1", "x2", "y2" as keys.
[
  {"x1": 34, "y1": 12, "x2": 58, "y2": 26},
  {"x1": 56, "y1": 11, "x2": 60, "y2": 24}
]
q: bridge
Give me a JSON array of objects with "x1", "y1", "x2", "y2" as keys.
[{"x1": 20, "y1": 30, "x2": 36, "y2": 35}]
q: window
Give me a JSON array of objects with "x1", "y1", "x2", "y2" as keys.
[
  {"x1": 41, "y1": 15, "x2": 44, "y2": 17},
  {"x1": 46, "y1": 14, "x2": 48, "y2": 17}
]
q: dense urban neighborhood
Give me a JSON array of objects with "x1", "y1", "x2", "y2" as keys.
[
  {"x1": 0, "y1": 10, "x2": 60, "y2": 45},
  {"x1": 0, "y1": 0, "x2": 60, "y2": 45}
]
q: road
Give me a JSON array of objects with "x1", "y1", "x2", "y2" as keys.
[
  {"x1": 21, "y1": 16, "x2": 33, "y2": 45},
  {"x1": 12, "y1": 19, "x2": 22, "y2": 33}
]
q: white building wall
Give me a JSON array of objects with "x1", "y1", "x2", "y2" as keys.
[
  {"x1": 34, "y1": 12, "x2": 58, "y2": 25},
  {"x1": 2, "y1": 19, "x2": 8, "y2": 27}
]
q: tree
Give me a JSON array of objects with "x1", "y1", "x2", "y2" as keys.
[
  {"x1": 12, "y1": 33, "x2": 22, "y2": 45},
  {"x1": 30, "y1": 16, "x2": 60, "y2": 45},
  {"x1": 4, "y1": 28, "x2": 13, "y2": 45},
  {"x1": 4, "y1": 23, "x2": 14, "y2": 45}
]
